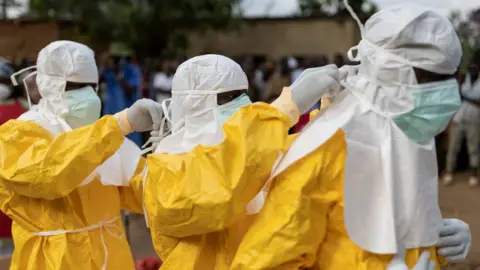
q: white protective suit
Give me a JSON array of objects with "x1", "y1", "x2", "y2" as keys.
[{"x1": 267, "y1": 2, "x2": 462, "y2": 255}]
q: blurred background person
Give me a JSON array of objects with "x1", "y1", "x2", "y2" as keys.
[
  {"x1": 333, "y1": 53, "x2": 346, "y2": 67},
  {"x1": 253, "y1": 60, "x2": 276, "y2": 102},
  {"x1": 443, "y1": 55, "x2": 480, "y2": 187},
  {"x1": 101, "y1": 54, "x2": 144, "y2": 147},
  {"x1": 0, "y1": 59, "x2": 18, "y2": 258},
  {"x1": 151, "y1": 59, "x2": 176, "y2": 104},
  {"x1": 264, "y1": 58, "x2": 291, "y2": 103}
]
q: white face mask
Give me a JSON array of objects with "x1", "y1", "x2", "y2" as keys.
[
  {"x1": 0, "y1": 84, "x2": 11, "y2": 100},
  {"x1": 63, "y1": 87, "x2": 102, "y2": 128},
  {"x1": 215, "y1": 93, "x2": 252, "y2": 125}
]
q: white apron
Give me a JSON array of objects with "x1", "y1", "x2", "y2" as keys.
[{"x1": 249, "y1": 80, "x2": 442, "y2": 254}]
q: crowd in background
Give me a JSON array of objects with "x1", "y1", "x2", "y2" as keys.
[
  {"x1": 0, "y1": 49, "x2": 479, "y2": 269},
  {"x1": 5, "y1": 51, "x2": 480, "y2": 150},
  {"x1": 4, "y1": 51, "x2": 480, "y2": 163}
]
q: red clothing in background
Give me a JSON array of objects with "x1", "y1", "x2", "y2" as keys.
[
  {"x1": 0, "y1": 100, "x2": 25, "y2": 125},
  {"x1": 293, "y1": 113, "x2": 310, "y2": 133},
  {"x1": 0, "y1": 99, "x2": 26, "y2": 238}
]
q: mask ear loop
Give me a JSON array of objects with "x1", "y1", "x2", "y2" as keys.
[{"x1": 11, "y1": 66, "x2": 37, "y2": 109}]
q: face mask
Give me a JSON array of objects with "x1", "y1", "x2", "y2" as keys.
[
  {"x1": 392, "y1": 79, "x2": 461, "y2": 143},
  {"x1": 63, "y1": 87, "x2": 102, "y2": 128},
  {"x1": 216, "y1": 93, "x2": 252, "y2": 125},
  {"x1": 0, "y1": 84, "x2": 11, "y2": 100}
]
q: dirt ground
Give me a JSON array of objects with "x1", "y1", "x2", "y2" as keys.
[{"x1": 128, "y1": 172, "x2": 480, "y2": 269}]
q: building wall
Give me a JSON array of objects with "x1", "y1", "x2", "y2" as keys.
[
  {"x1": 187, "y1": 17, "x2": 360, "y2": 60},
  {"x1": 0, "y1": 21, "x2": 60, "y2": 61}
]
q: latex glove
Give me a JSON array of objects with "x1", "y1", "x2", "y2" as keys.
[
  {"x1": 437, "y1": 218, "x2": 472, "y2": 262},
  {"x1": 290, "y1": 64, "x2": 340, "y2": 114},
  {"x1": 387, "y1": 250, "x2": 434, "y2": 270},
  {"x1": 339, "y1": 64, "x2": 359, "y2": 81},
  {"x1": 127, "y1": 99, "x2": 163, "y2": 132}
]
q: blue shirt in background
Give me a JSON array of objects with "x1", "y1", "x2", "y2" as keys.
[{"x1": 103, "y1": 63, "x2": 143, "y2": 146}]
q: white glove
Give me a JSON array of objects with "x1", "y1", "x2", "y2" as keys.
[
  {"x1": 290, "y1": 64, "x2": 340, "y2": 114},
  {"x1": 127, "y1": 99, "x2": 163, "y2": 132},
  {"x1": 387, "y1": 250, "x2": 434, "y2": 270},
  {"x1": 339, "y1": 64, "x2": 359, "y2": 82},
  {"x1": 437, "y1": 218, "x2": 472, "y2": 262}
]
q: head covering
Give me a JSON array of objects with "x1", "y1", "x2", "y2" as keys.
[
  {"x1": 347, "y1": 2, "x2": 461, "y2": 114},
  {"x1": 153, "y1": 54, "x2": 248, "y2": 154},
  {"x1": 35, "y1": 40, "x2": 98, "y2": 116}
]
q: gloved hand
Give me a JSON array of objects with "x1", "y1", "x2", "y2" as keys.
[
  {"x1": 290, "y1": 64, "x2": 340, "y2": 114},
  {"x1": 339, "y1": 65, "x2": 359, "y2": 82},
  {"x1": 127, "y1": 99, "x2": 163, "y2": 132},
  {"x1": 387, "y1": 250, "x2": 434, "y2": 270},
  {"x1": 437, "y1": 218, "x2": 471, "y2": 262}
]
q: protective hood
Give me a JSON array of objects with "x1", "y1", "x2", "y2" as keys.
[
  {"x1": 36, "y1": 40, "x2": 98, "y2": 117},
  {"x1": 153, "y1": 54, "x2": 249, "y2": 154},
  {"x1": 349, "y1": 3, "x2": 462, "y2": 114}
]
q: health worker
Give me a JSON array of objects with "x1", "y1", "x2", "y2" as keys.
[
  {"x1": 228, "y1": 2, "x2": 472, "y2": 270},
  {"x1": 0, "y1": 40, "x2": 162, "y2": 270}
]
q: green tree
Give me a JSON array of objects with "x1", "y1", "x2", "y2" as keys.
[
  {"x1": 449, "y1": 8, "x2": 480, "y2": 71},
  {"x1": 29, "y1": 0, "x2": 243, "y2": 58},
  {"x1": 1, "y1": 0, "x2": 22, "y2": 19},
  {"x1": 298, "y1": 0, "x2": 377, "y2": 21}
]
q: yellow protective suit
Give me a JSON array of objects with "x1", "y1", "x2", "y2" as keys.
[
  {"x1": 138, "y1": 103, "x2": 293, "y2": 269},
  {"x1": 0, "y1": 115, "x2": 144, "y2": 270},
  {"x1": 230, "y1": 130, "x2": 445, "y2": 270}
]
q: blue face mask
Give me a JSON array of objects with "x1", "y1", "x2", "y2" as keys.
[
  {"x1": 63, "y1": 87, "x2": 102, "y2": 128},
  {"x1": 392, "y1": 79, "x2": 461, "y2": 143},
  {"x1": 216, "y1": 93, "x2": 252, "y2": 125}
]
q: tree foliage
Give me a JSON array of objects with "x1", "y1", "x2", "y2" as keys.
[
  {"x1": 450, "y1": 8, "x2": 480, "y2": 71},
  {"x1": 29, "y1": 0, "x2": 242, "y2": 58},
  {"x1": 298, "y1": 0, "x2": 377, "y2": 21}
]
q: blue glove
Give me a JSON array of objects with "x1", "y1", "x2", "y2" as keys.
[{"x1": 437, "y1": 218, "x2": 471, "y2": 262}]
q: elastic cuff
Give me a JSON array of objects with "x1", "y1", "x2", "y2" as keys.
[
  {"x1": 271, "y1": 87, "x2": 300, "y2": 126},
  {"x1": 114, "y1": 109, "x2": 133, "y2": 135}
]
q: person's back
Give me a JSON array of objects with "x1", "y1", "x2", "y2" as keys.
[{"x1": 0, "y1": 41, "x2": 142, "y2": 270}]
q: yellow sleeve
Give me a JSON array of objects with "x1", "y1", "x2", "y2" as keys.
[
  {"x1": 145, "y1": 103, "x2": 292, "y2": 238},
  {"x1": 231, "y1": 131, "x2": 347, "y2": 270},
  {"x1": 118, "y1": 157, "x2": 147, "y2": 214},
  {"x1": 0, "y1": 116, "x2": 124, "y2": 200},
  {"x1": 310, "y1": 109, "x2": 320, "y2": 120}
]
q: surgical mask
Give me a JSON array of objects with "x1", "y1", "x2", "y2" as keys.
[
  {"x1": 63, "y1": 87, "x2": 101, "y2": 128},
  {"x1": 0, "y1": 83, "x2": 11, "y2": 100},
  {"x1": 215, "y1": 93, "x2": 252, "y2": 125},
  {"x1": 392, "y1": 79, "x2": 461, "y2": 143}
]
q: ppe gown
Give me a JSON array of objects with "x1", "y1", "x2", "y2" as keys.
[
  {"x1": 138, "y1": 103, "x2": 292, "y2": 269},
  {"x1": 0, "y1": 115, "x2": 144, "y2": 270},
  {"x1": 230, "y1": 130, "x2": 445, "y2": 270}
]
